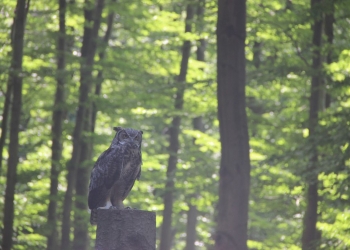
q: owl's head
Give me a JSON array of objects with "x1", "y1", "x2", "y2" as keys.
[{"x1": 111, "y1": 126, "x2": 143, "y2": 149}]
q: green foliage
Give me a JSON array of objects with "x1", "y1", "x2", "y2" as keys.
[{"x1": 0, "y1": 0, "x2": 350, "y2": 249}]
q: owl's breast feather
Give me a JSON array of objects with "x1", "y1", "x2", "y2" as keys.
[{"x1": 122, "y1": 162, "x2": 132, "y2": 173}]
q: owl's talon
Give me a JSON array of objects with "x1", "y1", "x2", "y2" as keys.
[
  {"x1": 125, "y1": 206, "x2": 138, "y2": 210},
  {"x1": 97, "y1": 206, "x2": 110, "y2": 210}
]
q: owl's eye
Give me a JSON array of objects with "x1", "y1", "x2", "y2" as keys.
[
  {"x1": 134, "y1": 135, "x2": 139, "y2": 140},
  {"x1": 120, "y1": 133, "x2": 128, "y2": 140}
]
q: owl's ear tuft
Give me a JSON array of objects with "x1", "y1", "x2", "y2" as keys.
[{"x1": 113, "y1": 127, "x2": 123, "y2": 132}]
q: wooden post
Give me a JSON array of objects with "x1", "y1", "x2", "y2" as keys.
[{"x1": 95, "y1": 209, "x2": 156, "y2": 250}]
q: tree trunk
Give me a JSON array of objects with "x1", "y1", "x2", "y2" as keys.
[
  {"x1": 324, "y1": 0, "x2": 334, "y2": 108},
  {"x1": 184, "y1": 3, "x2": 206, "y2": 247},
  {"x1": 185, "y1": 204, "x2": 198, "y2": 250},
  {"x1": 46, "y1": 0, "x2": 66, "y2": 249},
  {"x1": 252, "y1": 41, "x2": 261, "y2": 69},
  {"x1": 0, "y1": 82, "x2": 12, "y2": 176},
  {"x1": 159, "y1": 4, "x2": 194, "y2": 250},
  {"x1": 92, "y1": 9, "x2": 115, "y2": 133},
  {"x1": 185, "y1": 117, "x2": 204, "y2": 250},
  {"x1": 0, "y1": 2, "x2": 24, "y2": 176},
  {"x1": 1, "y1": 0, "x2": 29, "y2": 249},
  {"x1": 0, "y1": 2, "x2": 29, "y2": 176},
  {"x1": 301, "y1": 0, "x2": 323, "y2": 249},
  {"x1": 215, "y1": 0, "x2": 251, "y2": 249},
  {"x1": 60, "y1": 0, "x2": 104, "y2": 249},
  {"x1": 73, "y1": 107, "x2": 92, "y2": 250},
  {"x1": 72, "y1": 11, "x2": 115, "y2": 249},
  {"x1": 195, "y1": 0, "x2": 206, "y2": 64}
]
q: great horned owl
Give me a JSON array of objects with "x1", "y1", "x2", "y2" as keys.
[{"x1": 88, "y1": 127, "x2": 143, "y2": 225}]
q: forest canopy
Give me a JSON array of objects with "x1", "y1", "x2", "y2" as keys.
[{"x1": 1, "y1": 0, "x2": 350, "y2": 249}]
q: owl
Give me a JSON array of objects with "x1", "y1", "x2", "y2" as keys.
[{"x1": 88, "y1": 127, "x2": 143, "y2": 225}]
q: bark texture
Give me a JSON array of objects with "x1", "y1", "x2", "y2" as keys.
[
  {"x1": 60, "y1": 0, "x2": 104, "y2": 248},
  {"x1": 95, "y1": 209, "x2": 156, "y2": 250},
  {"x1": 215, "y1": 0, "x2": 251, "y2": 249},
  {"x1": 301, "y1": 0, "x2": 323, "y2": 249},
  {"x1": 46, "y1": 0, "x2": 66, "y2": 249},
  {"x1": 1, "y1": 0, "x2": 28, "y2": 249},
  {"x1": 159, "y1": 4, "x2": 194, "y2": 250}
]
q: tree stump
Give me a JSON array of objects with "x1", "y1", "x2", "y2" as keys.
[{"x1": 95, "y1": 209, "x2": 156, "y2": 250}]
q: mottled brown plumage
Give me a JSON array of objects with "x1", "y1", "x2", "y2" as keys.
[{"x1": 88, "y1": 127, "x2": 142, "y2": 225}]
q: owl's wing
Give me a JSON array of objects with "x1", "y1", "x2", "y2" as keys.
[
  {"x1": 121, "y1": 168, "x2": 141, "y2": 200},
  {"x1": 136, "y1": 168, "x2": 141, "y2": 180},
  {"x1": 88, "y1": 147, "x2": 122, "y2": 209}
]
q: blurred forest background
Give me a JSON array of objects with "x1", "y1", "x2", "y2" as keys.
[{"x1": 1, "y1": 0, "x2": 350, "y2": 249}]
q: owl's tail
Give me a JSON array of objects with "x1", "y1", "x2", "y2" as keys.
[{"x1": 90, "y1": 209, "x2": 97, "y2": 225}]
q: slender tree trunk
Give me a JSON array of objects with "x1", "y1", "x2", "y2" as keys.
[
  {"x1": 301, "y1": 0, "x2": 323, "y2": 249},
  {"x1": 215, "y1": 0, "x2": 250, "y2": 249},
  {"x1": 72, "y1": 11, "x2": 114, "y2": 249},
  {"x1": 92, "y1": 9, "x2": 115, "y2": 133},
  {"x1": 1, "y1": 0, "x2": 29, "y2": 249},
  {"x1": 159, "y1": 4, "x2": 194, "y2": 250},
  {"x1": 72, "y1": 107, "x2": 92, "y2": 250},
  {"x1": 324, "y1": 0, "x2": 334, "y2": 108},
  {"x1": 0, "y1": 82, "x2": 12, "y2": 175},
  {"x1": 185, "y1": 3, "x2": 206, "y2": 248},
  {"x1": 46, "y1": 0, "x2": 66, "y2": 249},
  {"x1": 185, "y1": 118, "x2": 204, "y2": 250},
  {"x1": 311, "y1": 3, "x2": 334, "y2": 244},
  {"x1": 185, "y1": 204, "x2": 198, "y2": 250},
  {"x1": 252, "y1": 41, "x2": 261, "y2": 69},
  {"x1": 60, "y1": 0, "x2": 104, "y2": 249},
  {"x1": 185, "y1": 118, "x2": 203, "y2": 250},
  {"x1": 196, "y1": 0, "x2": 206, "y2": 64},
  {"x1": 0, "y1": 9, "x2": 19, "y2": 176}
]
